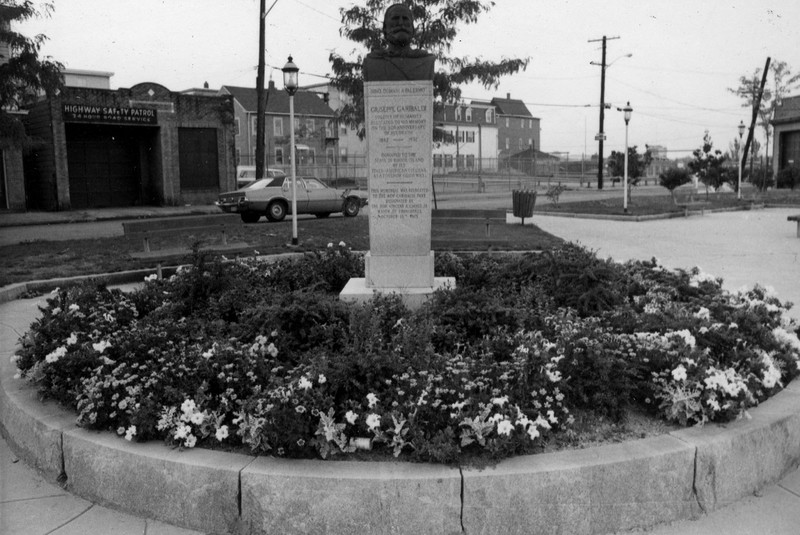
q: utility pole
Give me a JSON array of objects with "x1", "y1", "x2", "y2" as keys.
[
  {"x1": 255, "y1": 0, "x2": 267, "y2": 180},
  {"x1": 255, "y1": 0, "x2": 280, "y2": 180},
  {"x1": 741, "y1": 57, "x2": 771, "y2": 190},
  {"x1": 589, "y1": 35, "x2": 619, "y2": 190}
]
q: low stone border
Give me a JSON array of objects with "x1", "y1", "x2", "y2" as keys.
[
  {"x1": 3, "y1": 338, "x2": 799, "y2": 534},
  {"x1": 2, "y1": 271, "x2": 800, "y2": 534}
]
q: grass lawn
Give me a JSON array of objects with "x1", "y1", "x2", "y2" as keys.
[
  {"x1": 538, "y1": 189, "x2": 800, "y2": 216},
  {"x1": 0, "y1": 214, "x2": 564, "y2": 287}
]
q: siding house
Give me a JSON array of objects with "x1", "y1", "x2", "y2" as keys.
[{"x1": 772, "y1": 94, "x2": 800, "y2": 179}]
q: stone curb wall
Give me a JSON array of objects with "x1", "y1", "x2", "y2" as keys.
[{"x1": 3, "y1": 347, "x2": 799, "y2": 534}]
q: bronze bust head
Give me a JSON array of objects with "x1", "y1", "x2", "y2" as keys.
[{"x1": 363, "y1": 3, "x2": 435, "y2": 81}]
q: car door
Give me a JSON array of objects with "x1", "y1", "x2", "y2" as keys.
[
  {"x1": 281, "y1": 177, "x2": 310, "y2": 213},
  {"x1": 303, "y1": 178, "x2": 341, "y2": 212}
]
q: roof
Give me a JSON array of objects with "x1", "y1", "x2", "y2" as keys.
[
  {"x1": 491, "y1": 95, "x2": 533, "y2": 118},
  {"x1": 773, "y1": 94, "x2": 800, "y2": 125},
  {"x1": 508, "y1": 147, "x2": 559, "y2": 160},
  {"x1": 222, "y1": 82, "x2": 334, "y2": 117}
]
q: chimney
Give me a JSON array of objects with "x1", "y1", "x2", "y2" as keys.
[
  {"x1": 507, "y1": 93, "x2": 511, "y2": 100},
  {"x1": 268, "y1": 80, "x2": 275, "y2": 90}
]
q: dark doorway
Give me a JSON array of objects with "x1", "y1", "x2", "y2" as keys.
[{"x1": 66, "y1": 124, "x2": 156, "y2": 208}]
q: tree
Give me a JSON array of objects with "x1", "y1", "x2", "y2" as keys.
[
  {"x1": 688, "y1": 131, "x2": 729, "y2": 194},
  {"x1": 606, "y1": 145, "x2": 652, "y2": 202},
  {"x1": 0, "y1": 1, "x2": 63, "y2": 149},
  {"x1": 329, "y1": 1, "x2": 529, "y2": 138},
  {"x1": 659, "y1": 167, "x2": 691, "y2": 203},
  {"x1": 728, "y1": 60, "x2": 800, "y2": 170}
]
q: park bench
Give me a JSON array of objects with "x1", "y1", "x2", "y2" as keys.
[
  {"x1": 674, "y1": 194, "x2": 710, "y2": 217},
  {"x1": 432, "y1": 209, "x2": 507, "y2": 237},
  {"x1": 122, "y1": 213, "x2": 247, "y2": 262},
  {"x1": 789, "y1": 214, "x2": 800, "y2": 238}
]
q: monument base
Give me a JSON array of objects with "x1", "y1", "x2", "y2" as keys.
[
  {"x1": 365, "y1": 251, "x2": 435, "y2": 288},
  {"x1": 339, "y1": 277, "x2": 455, "y2": 310}
]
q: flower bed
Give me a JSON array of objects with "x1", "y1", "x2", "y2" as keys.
[{"x1": 11, "y1": 244, "x2": 800, "y2": 463}]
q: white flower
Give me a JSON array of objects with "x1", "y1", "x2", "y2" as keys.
[
  {"x1": 345, "y1": 410, "x2": 358, "y2": 425},
  {"x1": 266, "y1": 343, "x2": 278, "y2": 357},
  {"x1": 184, "y1": 435, "x2": 197, "y2": 448},
  {"x1": 546, "y1": 369, "x2": 562, "y2": 383},
  {"x1": 496, "y1": 419, "x2": 514, "y2": 436},
  {"x1": 527, "y1": 425, "x2": 541, "y2": 440},
  {"x1": 174, "y1": 423, "x2": 191, "y2": 440},
  {"x1": 144, "y1": 273, "x2": 158, "y2": 282},
  {"x1": 298, "y1": 376, "x2": 313, "y2": 390},
  {"x1": 51, "y1": 307, "x2": 62, "y2": 315},
  {"x1": 66, "y1": 333, "x2": 78, "y2": 346},
  {"x1": 339, "y1": 241, "x2": 346, "y2": 247},
  {"x1": 45, "y1": 346, "x2": 68, "y2": 364},
  {"x1": 327, "y1": 242, "x2": 334, "y2": 248},
  {"x1": 10, "y1": 354, "x2": 20, "y2": 364},
  {"x1": 669, "y1": 330, "x2": 696, "y2": 349},
  {"x1": 124, "y1": 426, "x2": 137, "y2": 441},
  {"x1": 92, "y1": 340, "x2": 112, "y2": 354},
  {"x1": 202, "y1": 347, "x2": 215, "y2": 359},
  {"x1": 671, "y1": 364, "x2": 688, "y2": 382},
  {"x1": 491, "y1": 396, "x2": 509, "y2": 407},
  {"x1": 366, "y1": 393, "x2": 379, "y2": 408},
  {"x1": 117, "y1": 426, "x2": 125, "y2": 435},
  {"x1": 366, "y1": 413, "x2": 381, "y2": 431},
  {"x1": 118, "y1": 399, "x2": 128, "y2": 410},
  {"x1": 190, "y1": 411, "x2": 205, "y2": 425},
  {"x1": 773, "y1": 327, "x2": 800, "y2": 353},
  {"x1": 547, "y1": 410, "x2": 558, "y2": 424},
  {"x1": 181, "y1": 399, "x2": 197, "y2": 416},
  {"x1": 760, "y1": 352, "x2": 783, "y2": 389},
  {"x1": 215, "y1": 425, "x2": 229, "y2": 441},
  {"x1": 68, "y1": 304, "x2": 80, "y2": 313},
  {"x1": 534, "y1": 415, "x2": 551, "y2": 430},
  {"x1": 318, "y1": 374, "x2": 327, "y2": 384},
  {"x1": 694, "y1": 307, "x2": 710, "y2": 320}
]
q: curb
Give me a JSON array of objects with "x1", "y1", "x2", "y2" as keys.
[{"x1": 2, "y1": 305, "x2": 799, "y2": 534}]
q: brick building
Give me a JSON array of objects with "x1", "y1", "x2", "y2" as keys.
[
  {"x1": 491, "y1": 93, "x2": 540, "y2": 157},
  {"x1": 220, "y1": 81, "x2": 336, "y2": 178},
  {"x1": 22, "y1": 82, "x2": 236, "y2": 210}
]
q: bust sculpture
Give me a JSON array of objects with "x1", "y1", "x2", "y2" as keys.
[{"x1": 362, "y1": 3, "x2": 435, "y2": 82}]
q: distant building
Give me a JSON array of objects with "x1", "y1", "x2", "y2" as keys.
[
  {"x1": 220, "y1": 81, "x2": 338, "y2": 181},
  {"x1": 433, "y1": 100, "x2": 499, "y2": 173},
  {"x1": 772, "y1": 94, "x2": 800, "y2": 179},
  {"x1": 491, "y1": 93, "x2": 540, "y2": 157}
]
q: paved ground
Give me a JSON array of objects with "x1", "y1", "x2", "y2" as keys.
[{"x1": 2, "y1": 197, "x2": 800, "y2": 534}]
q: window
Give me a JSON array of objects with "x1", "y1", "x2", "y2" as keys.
[
  {"x1": 340, "y1": 148, "x2": 348, "y2": 163},
  {"x1": 327, "y1": 148, "x2": 335, "y2": 164},
  {"x1": 444, "y1": 154, "x2": 453, "y2": 168},
  {"x1": 273, "y1": 117, "x2": 283, "y2": 137},
  {"x1": 179, "y1": 128, "x2": 218, "y2": 190},
  {"x1": 434, "y1": 154, "x2": 443, "y2": 168},
  {"x1": 308, "y1": 149, "x2": 316, "y2": 164},
  {"x1": 306, "y1": 118, "x2": 315, "y2": 133},
  {"x1": 518, "y1": 138, "x2": 525, "y2": 150},
  {"x1": 485, "y1": 109, "x2": 494, "y2": 123},
  {"x1": 340, "y1": 123, "x2": 348, "y2": 136},
  {"x1": 529, "y1": 119, "x2": 534, "y2": 129},
  {"x1": 455, "y1": 106, "x2": 462, "y2": 121},
  {"x1": 466, "y1": 131, "x2": 475, "y2": 143},
  {"x1": 505, "y1": 137, "x2": 509, "y2": 150},
  {"x1": 325, "y1": 122, "x2": 334, "y2": 138},
  {"x1": 236, "y1": 149, "x2": 241, "y2": 165},
  {"x1": 251, "y1": 116, "x2": 258, "y2": 135},
  {"x1": 521, "y1": 118, "x2": 525, "y2": 128},
  {"x1": 457, "y1": 154, "x2": 465, "y2": 169},
  {"x1": 275, "y1": 147, "x2": 284, "y2": 165},
  {"x1": 465, "y1": 107, "x2": 472, "y2": 122},
  {"x1": 505, "y1": 117, "x2": 509, "y2": 128},
  {"x1": 234, "y1": 118, "x2": 240, "y2": 136},
  {"x1": 528, "y1": 138, "x2": 533, "y2": 148},
  {"x1": 466, "y1": 155, "x2": 475, "y2": 168}
]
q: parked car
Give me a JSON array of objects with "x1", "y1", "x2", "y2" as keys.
[
  {"x1": 236, "y1": 166, "x2": 287, "y2": 188},
  {"x1": 216, "y1": 176, "x2": 368, "y2": 223}
]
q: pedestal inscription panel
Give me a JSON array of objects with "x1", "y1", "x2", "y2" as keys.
[{"x1": 365, "y1": 81, "x2": 433, "y2": 257}]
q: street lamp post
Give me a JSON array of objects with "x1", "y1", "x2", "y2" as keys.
[
  {"x1": 622, "y1": 102, "x2": 632, "y2": 213},
  {"x1": 282, "y1": 56, "x2": 299, "y2": 246},
  {"x1": 737, "y1": 120, "x2": 745, "y2": 200}
]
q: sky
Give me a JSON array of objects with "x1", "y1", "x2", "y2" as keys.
[{"x1": 18, "y1": 0, "x2": 800, "y2": 158}]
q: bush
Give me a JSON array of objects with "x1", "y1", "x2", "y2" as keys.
[
  {"x1": 12, "y1": 245, "x2": 800, "y2": 463},
  {"x1": 659, "y1": 168, "x2": 691, "y2": 199}
]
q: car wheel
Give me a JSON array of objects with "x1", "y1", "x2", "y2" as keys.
[
  {"x1": 266, "y1": 201, "x2": 287, "y2": 222},
  {"x1": 343, "y1": 197, "x2": 360, "y2": 217},
  {"x1": 315, "y1": 212, "x2": 331, "y2": 219},
  {"x1": 240, "y1": 212, "x2": 261, "y2": 224}
]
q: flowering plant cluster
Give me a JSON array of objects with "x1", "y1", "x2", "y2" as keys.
[{"x1": 12, "y1": 244, "x2": 800, "y2": 463}]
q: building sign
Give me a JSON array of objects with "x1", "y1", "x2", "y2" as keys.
[{"x1": 62, "y1": 104, "x2": 158, "y2": 125}]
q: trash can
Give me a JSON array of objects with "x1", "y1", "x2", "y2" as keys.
[{"x1": 512, "y1": 190, "x2": 537, "y2": 224}]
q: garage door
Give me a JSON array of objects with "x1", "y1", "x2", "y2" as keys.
[
  {"x1": 67, "y1": 124, "x2": 141, "y2": 209},
  {"x1": 179, "y1": 128, "x2": 219, "y2": 190}
]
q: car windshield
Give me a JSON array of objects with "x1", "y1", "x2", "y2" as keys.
[
  {"x1": 303, "y1": 178, "x2": 328, "y2": 190},
  {"x1": 242, "y1": 178, "x2": 277, "y2": 190}
]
